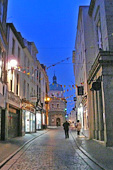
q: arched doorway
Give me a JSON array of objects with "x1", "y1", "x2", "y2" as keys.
[{"x1": 56, "y1": 118, "x2": 61, "y2": 126}]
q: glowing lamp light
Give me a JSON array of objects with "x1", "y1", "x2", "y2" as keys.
[
  {"x1": 8, "y1": 59, "x2": 17, "y2": 70},
  {"x1": 47, "y1": 97, "x2": 50, "y2": 101},
  {"x1": 0, "y1": 60, "x2": 2, "y2": 67},
  {"x1": 10, "y1": 59, "x2": 17, "y2": 67},
  {"x1": 44, "y1": 97, "x2": 51, "y2": 104}
]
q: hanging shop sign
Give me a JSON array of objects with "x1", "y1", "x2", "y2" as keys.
[
  {"x1": 92, "y1": 82, "x2": 101, "y2": 91},
  {"x1": 73, "y1": 97, "x2": 77, "y2": 101},
  {"x1": 30, "y1": 96, "x2": 37, "y2": 103}
]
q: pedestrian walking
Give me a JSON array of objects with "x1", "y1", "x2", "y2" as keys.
[
  {"x1": 76, "y1": 120, "x2": 81, "y2": 136},
  {"x1": 63, "y1": 120, "x2": 70, "y2": 138}
]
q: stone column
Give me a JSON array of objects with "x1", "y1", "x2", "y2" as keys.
[
  {"x1": 102, "y1": 72, "x2": 113, "y2": 146},
  {"x1": 92, "y1": 90, "x2": 96, "y2": 139},
  {"x1": 97, "y1": 89, "x2": 104, "y2": 141},
  {"x1": 94, "y1": 90, "x2": 99, "y2": 140}
]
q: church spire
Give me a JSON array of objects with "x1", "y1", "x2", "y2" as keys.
[{"x1": 53, "y1": 73, "x2": 57, "y2": 84}]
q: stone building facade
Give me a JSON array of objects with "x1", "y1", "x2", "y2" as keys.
[
  {"x1": 0, "y1": 0, "x2": 8, "y2": 140},
  {"x1": 48, "y1": 75, "x2": 66, "y2": 126},
  {"x1": 73, "y1": 0, "x2": 113, "y2": 146}
]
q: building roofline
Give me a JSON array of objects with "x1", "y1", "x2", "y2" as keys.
[
  {"x1": 88, "y1": 0, "x2": 96, "y2": 16},
  {"x1": 7, "y1": 23, "x2": 25, "y2": 48}
]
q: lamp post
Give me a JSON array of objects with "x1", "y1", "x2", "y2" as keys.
[{"x1": 44, "y1": 96, "x2": 50, "y2": 127}]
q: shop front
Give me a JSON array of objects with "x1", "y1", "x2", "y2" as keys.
[
  {"x1": 6, "y1": 91, "x2": 21, "y2": 139},
  {"x1": 8, "y1": 105, "x2": 20, "y2": 138},
  {"x1": 77, "y1": 103, "x2": 83, "y2": 132},
  {"x1": 25, "y1": 110, "x2": 35, "y2": 132},
  {"x1": 36, "y1": 111, "x2": 42, "y2": 130},
  {"x1": 22, "y1": 99, "x2": 36, "y2": 133}
]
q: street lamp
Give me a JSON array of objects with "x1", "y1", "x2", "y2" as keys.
[
  {"x1": 8, "y1": 59, "x2": 17, "y2": 70},
  {"x1": 44, "y1": 97, "x2": 50, "y2": 104},
  {"x1": 44, "y1": 96, "x2": 51, "y2": 126}
]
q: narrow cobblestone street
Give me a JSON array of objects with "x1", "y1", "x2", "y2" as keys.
[{"x1": 4, "y1": 128, "x2": 93, "y2": 170}]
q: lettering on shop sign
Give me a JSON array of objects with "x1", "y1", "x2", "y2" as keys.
[
  {"x1": 8, "y1": 92, "x2": 21, "y2": 105},
  {"x1": 23, "y1": 105, "x2": 35, "y2": 114},
  {"x1": 9, "y1": 107, "x2": 17, "y2": 114}
]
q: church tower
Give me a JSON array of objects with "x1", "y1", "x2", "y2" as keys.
[{"x1": 48, "y1": 74, "x2": 67, "y2": 126}]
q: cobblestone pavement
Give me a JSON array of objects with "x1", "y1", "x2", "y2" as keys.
[{"x1": 9, "y1": 128, "x2": 92, "y2": 170}]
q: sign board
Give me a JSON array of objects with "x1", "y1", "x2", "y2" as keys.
[
  {"x1": 73, "y1": 97, "x2": 77, "y2": 101},
  {"x1": 30, "y1": 97, "x2": 37, "y2": 102},
  {"x1": 92, "y1": 82, "x2": 101, "y2": 91},
  {"x1": 77, "y1": 86, "x2": 84, "y2": 96}
]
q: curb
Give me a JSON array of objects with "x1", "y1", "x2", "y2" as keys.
[
  {"x1": 0, "y1": 130, "x2": 49, "y2": 169},
  {"x1": 71, "y1": 131, "x2": 106, "y2": 170}
]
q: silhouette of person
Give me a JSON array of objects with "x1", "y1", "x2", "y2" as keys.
[
  {"x1": 76, "y1": 120, "x2": 81, "y2": 136},
  {"x1": 63, "y1": 120, "x2": 70, "y2": 138}
]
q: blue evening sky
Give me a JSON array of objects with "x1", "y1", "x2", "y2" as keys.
[{"x1": 7, "y1": 0, "x2": 90, "y2": 114}]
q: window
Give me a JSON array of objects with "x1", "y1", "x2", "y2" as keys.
[
  {"x1": 39, "y1": 72, "x2": 41, "y2": 83},
  {"x1": 37, "y1": 85, "x2": 39, "y2": 98},
  {"x1": 0, "y1": 1, "x2": 3, "y2": 22},
  {"x1": 12, "y1": 38, "x2": 15, "y2": 55},
  {"x1": 23, "y1": 80, "x2": 26, "y2": 97},
  {"x1": 0, "y1": 48, "x2": 2, "y2": 79},
  {"x1": 16, "y1": 74, "x2": 19, "y2": 95},
  {"x1": 10, "y1": 79, "x2": 12, "y2": 91},
  {"x1": 24, "y1": 55, "x2": 26, "y2": 68},
  {"x1": 37, "y1": 67, "x2": 38, "y2": 79},
  {"x1": 39, "y1": 88, "x2": 41, "y2": 99},
  {"x1": 97, "y1": 20, "x2": 102, "y2": 49},
  {"x1": 52, "y1": 104, "x2": 54, "y2": 108},
  {"x1": 31, "y1": 87, "x2": 33, "y2": 96},
  {"x1": 18, "y1": 47, "x2": 20, "y2": 64},
  {"x1": 57, "y1": 104, "x2": 59, "y2": 108},
  {"x1": 27, "y1": 83, "x2": 29, "y2": 100},
  {"x1": 32, "y1": 67, "x2": 33, "y2": 80},
  {"x1": 27, "y1": 59, "x2": 29, "y2": 74}
]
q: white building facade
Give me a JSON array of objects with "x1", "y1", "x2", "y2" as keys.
[{"x1": 4, "y1": 23, "x2": 49, "y2": 139}]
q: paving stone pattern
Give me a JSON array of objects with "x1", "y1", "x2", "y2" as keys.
[{"x1": 9, "y1": 128, "x2": 92, "y2": 170}]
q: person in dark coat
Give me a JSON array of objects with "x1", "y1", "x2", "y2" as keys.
[{"x1": 63, "y1": 121, "x2": 70, "y2": 138}]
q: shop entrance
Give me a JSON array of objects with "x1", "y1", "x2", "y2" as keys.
[
  {"x1": 8, "y1": 111, "x2": 19, "y2": 138},
  {"x1": 56, "y1": 118, "x2": 61, "y2": 126}
]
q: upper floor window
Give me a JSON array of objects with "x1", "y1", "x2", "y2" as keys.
[
  {"x1": 0, "y1": 1, "x2": 3, "y2": 22},
  {"x1": 97, "y1": 20, "x2": 102, "y2": 49},
  {"x1": 16, "y1": 74, "x2": 19, "y2": 95},
  {"x1": 52, "y1": 104, "x2": 54, "y2": 108},
  {"x1": 39, "y1": 72, "x2": 41, "y2": 83},
  {"x1": 12, "y1": 38, "x2": 15, "y2": 55},
  {"x1": 27, "y1": 83, "x2": 29, "y2": 100},
  {"x1": 18, "y1": 47, "x2": 20, "y2": 64},
  {"x1": 23, "y1": 80, "x2": 26, "y2": 97},
  {"x1": 24, "y1": 55, "x2": 26, "y2": 67},
  {"x1": 39, "y1": 88, "x2": 41, "y2": 100},
  {"x1": 27, "y1": 59, "x2": 30, "y2": 74},
  {"x1": 37, "y1": 85, "x2": 39, "y2": 98},
  {"x1": 57, "y1": 104, "x2": 59, "y2": 108},
  {"x1": 10, "y1": 79, "x2": 12, "y2": 92}
]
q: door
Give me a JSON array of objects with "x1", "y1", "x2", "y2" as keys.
[{"x1": 56, "y1": 118, "x2": 61, "y2": 126}]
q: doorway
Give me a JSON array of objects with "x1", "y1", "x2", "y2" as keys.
[{"x1": 56, "y1": 118, "x2": 61, "y2": 126}]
